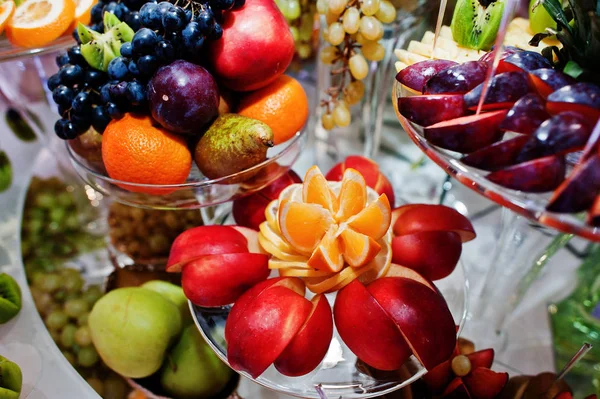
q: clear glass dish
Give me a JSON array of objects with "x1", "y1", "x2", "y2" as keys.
[
  {"x1": 0, "y1": 35, "x2": 74, "y2": 62},
  {"x1": 67, "y1": 129, "x2": 307, "y2": 210},
  {"x1": 190, "y1": 261, "x2": 468, "y2": 399}
]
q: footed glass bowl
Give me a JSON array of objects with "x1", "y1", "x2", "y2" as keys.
[
  {"x1": 0, "y1": 35, "x2": 74, "y2": 62},
  {"x1": 392, "y1": 81, "x2": 600, "y2": 242},
  {"x1": 67, "y1": 129, "x2": 307, "y2": 210},
  {"x1": 190, "y1": 262, "x2": 468, "y2": 399}
]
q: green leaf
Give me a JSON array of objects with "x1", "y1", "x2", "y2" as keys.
[
  {"x1": 542, "y1": 0, "x2": 574, "y2": 34},
  {"x1": 5, "y1": 108, "x2": 36, "y2": 142},
  {"x1": 564, "y1": 60, "x2": 584, "y2": 78},
  {"x1": 0, "y1": 151, "x2": 12, "y2": 193}
]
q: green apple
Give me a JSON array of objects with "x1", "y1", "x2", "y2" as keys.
[
  {"x1": 160, "y1": 325, "x2": 233, "y2": 399},
  {"x1": 0, "y1": 355, "x2": 22, "y2": 399},
  {"x1": 529, "y1": 0, "x2": 556, "y2": 34},
  {"x1": 140, "y1": 280, "x2": 192, "y2": 326},
  {"x1": 88, "y1": 287, "x2": 182, "y2": 378}
]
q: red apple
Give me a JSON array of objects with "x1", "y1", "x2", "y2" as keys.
[
  {"x1": 392, "y1": 204, "x2": 476, "y2": 242},
  {"x1": 167, "y1": 226, "x2": 249, "y2": 272},
  {"x1": 423, "y1": 360, "x2": 453, "y2": 394},
  {"x1": 334, "y1": 279, "x2": 412, "y2": 370},
  {"x1": 274, "y1": 294, "x2": 333, "y2": 376},
  {"x1": 207, "y1": 0, "x2": 295, "y2": 92},
  {"x1": 233, "y1": 170, "x2": 302, "y2": 230},
  {"x1": 467, "y1": 349, "x2": 494, "y2": 369},
  {"x1": 232, "y1": 226, "x2": 265, "y2": 254},
  {"x1": 383, "y1": 263, "x2": 436, "y2": 291},
  {"x1": 444, "y1": 378, "x2": 472, "y2": 399},
  {"x1": 225, "y1": 277, "x2": 312, "y2": 378},
  {"x1": 462, "y1": 368, "x2": 509, "y2": 399}
]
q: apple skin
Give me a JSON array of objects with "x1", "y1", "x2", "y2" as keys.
[
  {"x1": 233, "y1": 170, "x2": 302, "y2": 230},
  {"x1": 181, "y1": 252, "x2": 270, "y2": 307},
  {"x1": 383, "y1": 263, "x2": 436, "y2": 291},
  {"x1": 391, "y1": 231, "x2": 462, "y2": 281},
  {"x1": 225, "y1": 277, "x2": 312, "y2": 378},
  {"x1": 444, "y1": 378, "x2": 472, "y2": 399},
  {"x1": 274, "y1": 294, "x2": 333, "y2": 376},
  {"x1": 334, "y1": 279, "x2": 412, "y2": 370},
  {"x1": 367, "y1": 277, "x2": 456, "y2": 370},
  {"x1": 207, "y1": 0, "x2": 295, "y2": 92},
  {"x1": 462, "y1": 368, "x2": 509, "y2": 399},
  {"x1": 392, "y1": 204, "x2": 476, "y2": 242},
  {"x1": 167, "y1": 226, "x2": 249, "y2": 272},
  {"x1": 88, "y1": 287, "x2": 182, "y2": 378}
]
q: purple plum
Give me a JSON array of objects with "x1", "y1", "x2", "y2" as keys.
[
  {"x1": 528, "y1": 69, "x2": 577, "y2": 98},
  {"x1": 499, "y1": 93, "x2": 550, "y2": 135},
  {"x1": 461, "y1": 135, "x2": 530, "y2": 171},
  {"x1": 398, "y1": 94, "x2": 465, "y2": 127},
  {"x1": 478, "y1": 46, "x2": 522, "y2": 67},
  {"x1": 487, "y1": 155, "x2": 566, "y2": 193},
  {"x1": 464, "y1": 72, "x2": 533, "y2": 111},
  {"x1": 423, "y1": 61, "x2": 488, "y2": 95},
  {"x1": 396, "y1": 60, "x2": 458, "y2": 92},
  {"x1": 547, "y1": 154, "x2": 600, "y2": 213},
  {"x1": 547, "y1": 82, "x2": 600, "y2": 122},
  {"x1": 497, "y1": 51, "x2": 552, "y2": 74}
]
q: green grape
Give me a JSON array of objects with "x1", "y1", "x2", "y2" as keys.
[
  {"x1": 34, "y1": 193, "x2": 55, "y2": 209},
  {"x1": 65, "y1": 215, "x2": 79, "y2": 229},
  {"x1": 86, "y1": 377, "x2": 104, "y2": 396},
  {"x1": 317, "y1": 0, "x2": 327, "y2": 14},
  {"x1": 360, "y1": 0, "x2": 380, "y2": 16},
  {"x1": 49, "y1": 329, "x2": 62, "y2": 343},
  {"x1": 375, "y1": 0, "x2": 396, "y2": 23},
  {"x1": 290, "y1": 26, "x2": 300, "y2": 42},
  {"x1": 46, "y1": 310, "x2": 69, "y2": 330},
  {"x1": 342, "y1": 7, "x2": 360, "y2": 34},
  {"x1": 333, "y1": 103, "x2": 351, "y2": 127},
  {"x1": 349, "y1": 53, "x2": 369, "y2": 80},
  {"x1": 77, "y1": 312, "x2": 89, "y2": 327},
  {"x1": 64, "y1": 298, "x2": 90, "y2": 318},
  {"x1": 328, "y1": 0, "x2": 347, "y2": 15},
  {"x1": 321, "y1": 113, "x2": 335, "y2": 130},
  {"x1": 326, "y1": 10, "x2": 340, "y2": 25},
  {"x1": 39, "y1": 273, "x2": 61, "y2": 293},
  {"x1": 63, "y1": 272, "x2": 84, "y2": 293},
  {"x1": 74, "y1": 326, "x2": 92, "y2": 346},
  {"x1": 320, "y1": 46, "x2": 339, "y2": 64},
  {"x1": 77, "y1": 346, "x2": 99, "y2": 368},
  {"x1": 60, "y1": 324, "x2": 78, "y2": 348},
  {"x1": 344, "y1": 80, "x2": 365, "y2": 105},
  {"x1": 82, "y1": 285, "x2": 103, "y2": 306},
  {"x1": 299, "y1": 13, "x2": 313, "y2": 41},
  {"x1": 61, "y1": 350, "x2": 76, "y2": 367},
  {"x1": 362, "y1": 41, "x2": 385, "y2": 61},
  {"x1": 327, "y1": 22, "x2": 345, "y2": 45},
  {"x1": 56, "y1": 192, "x2": 74, "y2": 208},
  {"x1": 296, "y1": 43, "x2": 312, "y2": 59},
  {"x1": 359, "y1": 16, "x2": 382, "y2": 41},
  {"x1": 49, "y1": 208, "x2": 66, "y2": 224},
  {"x1": 26, "y1": 219, "x2": 43, "y2": 234},
  {"x1": 287, "y1": 0, "x2": 301, "y2": 19}
]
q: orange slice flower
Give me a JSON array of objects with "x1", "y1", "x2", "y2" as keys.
[
  {"x1": 307, "y1": 226, "x2": 344, "y2": 272},
  {"x1": 278, "y1": 199, "x2": 335, "y2": 254},
  {"x1": 335, "y1": 168, "x2": 367, "y2": 222},
  {"x1": 303, "y1": 165, "x2": 338, "y2": 213},
  {"x1": 339, "y1": 227, "x2": 381, "y2": 267},
  {"x1": 346, "y1": 194, "x2": 391, "y2": 240}
]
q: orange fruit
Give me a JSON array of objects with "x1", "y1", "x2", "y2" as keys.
[
  {"x1": 71, "y1": 0, "x2": 96, "y2": 27},
  {"x1": 0, "y1": 1, "x2": 15, "y2": 34},
  {"x1": 357, "y1": 236, "x2": 392, "y2": 285},
  {"x1": 335, "y1": 168, "x2": 367, "y2": 222},
  {"x1": 259, "y1": 233, "x2": 307, "y2": 262},
  {"x1": 259, "y1": 221, "x2": 297, "y2": 255},
  {"x1": 278, "y1": 267, "x2": 332, "y2": 278},
  {"x1": 237, "y1": 75, "x2": 309, "y2": 145},
  {"x1": 307, "y1": 226, "x2": 343, "y2": 272},
  {"x1": 304, "y1": 261, "x2": 375, "y2": 294},
  {"x1": 303, "y1": 165, "x2": 338, "y2": 213},
  {"x1": 339, "y1": 227, "x2": 381, "y2": 267},
  {"x1": 6, "y1": 0, "x2": 75, "y2": 48},
  {"x1": 346, "y1": 194, "x2": 391, "y2": 240},
  {"x1": 278, "y1": 199, "x2": 335, "y2": 254},
  {"x1": 101, "y1": 113, "x2": 192, "y2": 194}
]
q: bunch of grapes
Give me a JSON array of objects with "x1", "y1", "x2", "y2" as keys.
[
  {"x1": 317, "y1": 0, "x2": 396, "y2": 129},
  {"x1": 276, "y1": 0, "x2": 317, "y2": 59}
]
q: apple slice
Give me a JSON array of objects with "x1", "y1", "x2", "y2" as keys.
[
  {"x1": 225, "y1": 277, "x2": 312, "y2": 378},
  {"x1": 462, "y1": 368, "x2": 509, "y2": 399},
  {"x1": 392, "y1": 204, "x2": 476, "y2": 242},
  {"x1": 395, "y1": 59, "x2": 458, "y2": 92},
  {"x1": 232, "y1": 226, "x2": 266, "y2": 254},
  {"x1": 167, "y1": 226, "x2": 249, "y2": 272},
  {"x1": 554, "y1": 392, "x2": 573, "y2": 399},
  {"x1": 334, "y1": 279, "x2": 412, "y2": 370},
  {"x1": 461, "y1": 136, "x2": 530, "y2": 171},
  {"x1": 367, "y1": 277, "x2": 456, "y2": 370},
  {"x1": 422, "y1": 360, "x2": 453, "y2": 394},
  {"x1": 398, "y1": 94, "x2": 466, "y2": 127},
  {"x1": 464, "y1": 72, "x2": 533, "y2": 112},
  {"x1": 547, "y1": 83, "x2": 600, "y2": 122},
  {"x1": 391, "y1": 231, "x2": 461, "y2": 281},
  {"x1": 467, "y1": 349, "x2": 494, "y2": 369},
  {"x1": 181, "y1": 252, "x2": 270, "y2": 307},
  {"x1": 487, "y1": 155, "x2": 566, "y2": 193},
  {"x1": 424, "y1": 110, "x2": 508, "y2": 153},
  {"x1": 383, "y1": 263, "x2": 435, "y2": 291},
  {"x1": 547, "y1": 154, "x2": 600, "y2": 213},
  {"x1": 528, "y1": 69, "x2": 576, "y2": 99},
  {"x1": 274, "y1": 294, "x2": 333, "y2": 377},
  {"x1": 499, "y1": 93, "x2": 550, "y2": 135},
  {"x1": 444, "y1": 377, "x2": 472, "y2": 399}
]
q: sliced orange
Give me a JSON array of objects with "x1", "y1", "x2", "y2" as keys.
[
  {"x1": 71, "y1": 0, "x2": 96, "y2": 27},
  {"x1": 335, "y1": 168, "x2": 367, "y2": 222},
  {"x1": 0, "y1": 1, "x2": 15, "y2": 34},
  {"x1": 357, "y1": 235, "x2": 392, "y2": 285},
  {"x1": 260, "y1": 221, "x2": 297, "y2": 255},
  {"x1": 264, "y1": 200, "x2": 280, "y2": 233},
  {"x1": 303, "y1": 165, "x2": 338, "y2": 213},
  {"x1": 305, "y1": 261, "x2": 375, "y2": 294},
  {"x1": 278, "y1": 199, "x2": 336, "y2": 254},
  {"x1": 339, "y1": 227, "x2": 381, "y2": 267},
  {"x1": 307, "y1": 226, "x2": 344, "y2": 272},
  {"x1": 346, "y1": 194, "x2": 391, "y2": 240},
  {"x1": 268, "y1": 260, "x2": 312, "y2": 269},
  {"x1": 258, "y1": 233, "x2": 307, "y2": 262},
  {"x1": 6, "y1": 0, "x2": 76, "y2": 48},
  {"x1": 279, "y1": 267, "x2": 332, "y2": 278}
]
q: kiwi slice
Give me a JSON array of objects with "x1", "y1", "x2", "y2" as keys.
[
  {"x1": 0, "y1": 356, "x2": 22, "y2": 399},
  {"x1": 79, "y1": 13, "x2": 134, "y2": 72},
  {"x1": 450, "y1": 0, "x2": 505, "y2": 51},
  {"x1": 0, "y1": 274, "x2": 21, "y2": 324}
]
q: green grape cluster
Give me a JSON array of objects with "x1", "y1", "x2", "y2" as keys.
[
  {"x1": 276, "y1": 0, "x2": 318, "y2": 59},
  {"x1": 317, "y1": 0, "x2": 396, "y2": 129}
]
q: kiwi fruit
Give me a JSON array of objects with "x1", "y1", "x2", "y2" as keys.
[
  {"x1": 0, "y1": 273, "x2": 21, "y2": 324},
  {"x1": 79, "y1": 13, "x2": 134, "y2": 72},
  {"x1": 0, "y1": 355, "x2": 22, "y2": 399},
  {"x1": 450, "y1": 0, "x2": 505, "y2": 51}
]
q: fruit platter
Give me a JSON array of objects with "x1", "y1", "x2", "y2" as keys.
[{"x1": 393, "y1": 0, "x2": 600, "y2": 241}]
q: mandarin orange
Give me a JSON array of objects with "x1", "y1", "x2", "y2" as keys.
[{"x1": 6, "y1": 0, "x2": 75, "y2": 48}]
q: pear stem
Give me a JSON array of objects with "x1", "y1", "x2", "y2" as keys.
[{"x1": 556, "y1": 342, "x2": 593, "y2": 381}]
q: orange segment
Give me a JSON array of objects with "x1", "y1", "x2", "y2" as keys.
[
  {"x1": 259, "y1": 233, "x2": 307, "y2": 262},
  {"x1": 268, "y1": 260, "x2": 312, "y2": 269},
  {"x1": 279, "y1": 267, "x2": 332, "y2": 278},
  {"x1": 335, "y1": 168, "x2": 367, "y2": 222},
  {"x1": 0, "y1": 1, "x2": 15, "y2": 34},
  {"x1": 278, "y1": 199, "x2": 336, "y2": 254},
  {"x1": 339, "y1": 227, "x2": 381, "y2": 267},
  {"x1": 71, "y1": 0, "x2": 96, "y2": 27},
  {"x1": 265, "y1": 200, "x2": 280, "y2": 233},
  {"x1": 7, "y1": 0, "x2": 76, "y2": 48},
  {"x1": 346, "y1": 194, "x2": 391, "y2": 240},
  {"x1": 357, "y1": 235, "x2": 392, "y2": 285},
  {"x1": 259, "y1": 221, "x2": 297, "y2": 255},
  {"x1": 307, "y1": 226, "x2": 344, "y2": 272},
  {"x1": 303, "y1": 165, "x2": 338, "y2": 213},
  {"x1": 304, "y1": 261, "x2": 375, "y2": 294}
]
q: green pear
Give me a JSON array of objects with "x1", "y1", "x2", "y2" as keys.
[
  {"x1": 141, "y1": 280, "x2": 192, "y2": 326},
  {"x1": 194, "y1": 114, "x2": 274, "y2": 180},
  {"x1": 0, "y1": 355, "x2": 22, "y2": 399},
  {"x1": 88, "y1": 287, "x2": 182, "y2": 378},
  {"x1": 160, "y1": 325, "x2": 233, "y2": 399}
]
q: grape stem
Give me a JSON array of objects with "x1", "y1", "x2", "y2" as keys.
[{"x1": 322, "y1": 34, "x2": 355, "y2": 113}]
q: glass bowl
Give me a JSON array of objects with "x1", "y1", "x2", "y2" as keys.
[
  {"x1": 67, "y1": 129, "x2": 307, "y2": 210},
  {"x1": 190, "y1": 261, "x2": 468, "y2": 399},
  {"x1": 0, "y1": 35, "x2": 74, "y2": 62},
  {"x1": 392, "y1": 81, "x2": 600, "y2": 242}
]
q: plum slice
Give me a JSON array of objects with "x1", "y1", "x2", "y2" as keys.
[
  {"x1": 547, "y1": 154, "x2": 600, "y2": 213},
  {"x1": 528, "y1": 69, "x2": 576, "y2": 99},
  {"x1": 423, "y1": 61, "x2": 488, "y2": 95},
  {"x1": 487, "y1": 155, "x2": 566, "y2": 193},
  {"x1": 479, "y1": 46, "x2": 522, "y2": 67},
  {"x1": 398, "y1": 94, "x2": 465, "y2": 127},
  {"x1": 499, "y1": 93, "x2": 550, "y2": 135},
  {"x1": 396, "y1": 59, "x2": 458, "y2": 92},
  {"x1": 424, "y1": 110, "x2": 508, "y2": 153},
  {"x1": 587, "y1": 196, "x2": 600, "y2": 226},
  {"x1": 516, "y1": 112, "x2": 594, "y2": 163},
  {"x1": 547, "y1": 82, "x2": 600, "y2": 122},
  {"x1": 464, "y1": 72, "x2": 533, "y2": 111},
  {"x1": 461, "y1": 135, "x2": 530, "y2": 171},
  {"x1": 497, "y1": 50, "x2": 552, "y2": 74}
]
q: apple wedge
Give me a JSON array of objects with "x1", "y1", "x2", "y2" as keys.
[
  {"x1": 467, "y1": 349, "x2": 494, "y2": 369},
  {"x1": 383, "y1": 263, "x2": 436, "y2": 291},
  {"x1": 392, "y1": 204, "x2": 476, "y2": 242},
  {"x1": 462, "y1": 368, "x2": 509, "y2": 399},
  {"x1": 443, "y1": 377, "x2": 472, "y2": 399}
]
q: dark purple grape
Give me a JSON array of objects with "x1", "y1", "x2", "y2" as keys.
[
  {"x1": 56, "y1": 53, "x2": 70, "y2": 68},
  {"x1": 132, "y1": 28, "x2": 158, "y2": 55},
  {"x1": 126, "y1": 81, "x2": 146, "y2": 105},
  {"x1": 92, "y1": 106, "x2": 111, "y2": 133},
  {"x1": 155, "y1": 40, "x2": 175, "y2": 62},
  {"x1": 109, "y1": 81, "x2": 129, "y2": 101},
  {"x1": 162, "y1": 7, "x2": 187, "y2": 31},
  {"x1": 52, "y1": 85, "x2": 75, "y2": 106},
  {"x1": 126, "y1": 11, "x2": 142, "y2": 31},
  {"x1": 72, "y1": 92, "x2": 92, "y2": 114},
  {"x1": 67, "y1": 46, "x2": 86, "y2": 66},
  {"x1": 47, "y1": 74, "x2": 62, "y2": 91},
  {"x1": 106, "y1": 102, "x2": 124, "y2": 119},
  {"x1": 137, "y1": 54, "x2": 159, "y2": 77}
]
